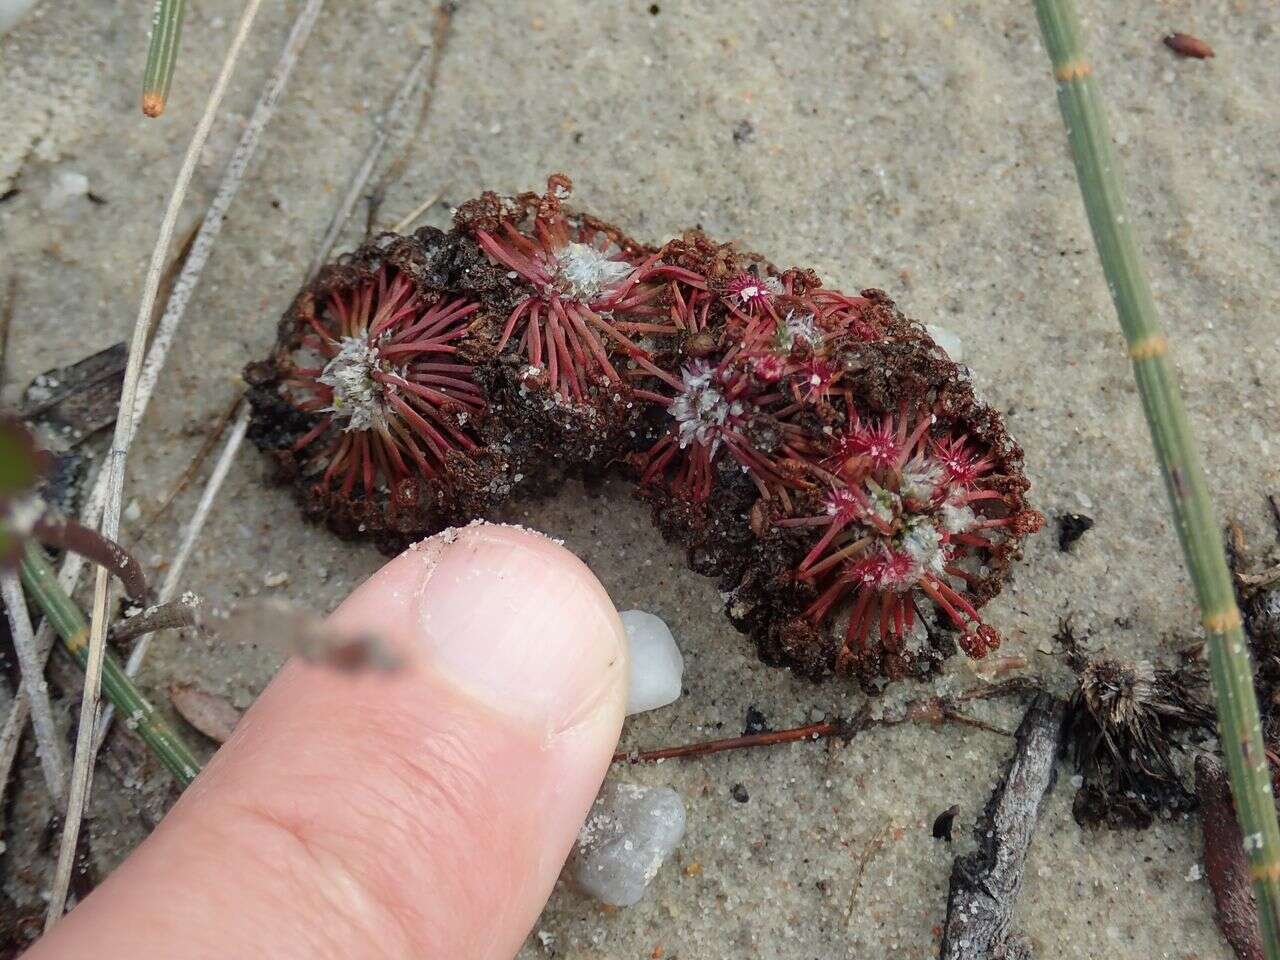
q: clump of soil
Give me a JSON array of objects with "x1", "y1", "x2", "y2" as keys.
[{"x1": 245, "y1": 176, "x2": 1044, "y2": 689}]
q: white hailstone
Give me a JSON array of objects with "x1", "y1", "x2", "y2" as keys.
[
  {"x1": 620, "y1": 610, "x2": 684, "y2": 715},
  {"x1": 668, "y1": 361, "x2": 740, "y2": 452},
  {"x1": 555, "y1": 241, "x2": 633, "y2": 301},
  {"x1": 319, "y1": 336, "x2": 383, "y2": 431},
  {"x1": 570, "y1": 781, "x2": 687, "y2": 907},
  {"x1": 925, "y1": 324, "x2": 965, "y2": 362}
]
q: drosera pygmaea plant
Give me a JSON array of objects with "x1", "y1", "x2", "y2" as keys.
[{"x1": 246, "y1": 176, "x2": 1044, "y2": 691}]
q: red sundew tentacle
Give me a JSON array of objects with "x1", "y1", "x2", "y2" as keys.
[
  {"x1": 291, "y1": 418, "x2": 331, "y2": 452},
  {"x1": 632, "y1": 389, "x2": 670, "y2": 405},
  {"x1": 955, "y1": 489, "x2": 1005, "y2": 504},
  {"x1": 359, "y1": 432, "x2": 376, "y2": 495},
  {"x1": 846, "y1": 587, "x2": 877, "y2": 652},
  {"x1": 548, "y1": 314, "x2": 583, "y2": 400},
  {"x1": 581, "y1": 309, "x2": 654, "y2": 360},
  {"x1": 602, "y1": 253, "x2": 655, "y2": 305},
  {"x1": 801, "y1": 535, "x2": 872, "y2": 580},
  {"x1": 378, "y1": 342, "x2": 461, "y2": 360},
  {"x1": 411, "y1": 361, "x2": 476, "y2": 375},
  {"x1": 393, "y1": 300, "x2": 479, "y2": 344},
  {"x1": 952, "y1": 533, "x2": 995, "y2": 549},
  {"x1": 375, "y1": 424, "x2": 409, "y2": 478},
  {"x1": 306, "y1": 313, "x2": 337, "y2": 347},
  {"x1": 612, "y1": 322, "x2": 680, "y2": 335},
  {"x1": 499, "y1": 299, "x2": 533, "y2": 351},
  {"x1": 562, "y1": 304, "x2": 620, "y2": 383},
  {"x1": 369, "y1": 432, "x2": 399, "y2": 490},
  {"x1": 628, "y1": 353, "x2": 683, "y2": 392},
  {"x1": 798, "y1": 517, "x2": 852, "y2": 571},
  {"x1": 377, "y1": 374, "x2": 466, "y2": 413},
  {"x1": 804, "y1": 576, "x2": 848, "y2": 623},
  {"x1": 648, "y1": 264, "x2": 708, "y2": 288},
  {"x1": 917, "y1": 576, "x2": 969, "y2": 632},
  {"x1": 386, "y1": 417, "x2": 434, "y2": 477},
  {"x1": 560, "y1": 304, "x2": 601, "y2": 384},
  {"x1": 943, "y1": 564, "x2": 983, "y2": 586},
  {"x1": 879, "y1": 591, "x2": 896, "y2": 645},
  {"x1": 475, "y1": 229, "x2": 547, "y2": 284},
  {"x1": 397, "y1": 389, "x2": 479, "y2": 452},
  {"x1": 322, "y1": 434, "x2": 353, "y2": 488},
  {"x1": 895, "y1": 414, "x2": 935, "y2": 469},
  {"x1": 385, "y1": 393, "x2": 450, "y2": 458},
  {"x1": 641, "y1": 436, "x2": 678, "y2": 483},
  {"x1": 773, "y1": 515, "x2": 833, "y2": 528},
  {"x1": 927, "y1": 575, "x2": 982, "y2": 623},
  {"x1": 528, "y1": 302, "x2": 544, "y2": 368},
  {"x1": 407, "y1": 372, "x2": 484, "y2": 396}
]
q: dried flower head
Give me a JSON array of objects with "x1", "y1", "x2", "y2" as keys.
[{"x1": 1067, "y1": 653, "x2": 1214, "y2": 829}]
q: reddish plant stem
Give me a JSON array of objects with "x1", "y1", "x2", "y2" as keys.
[
  {"x1": 32, "y1": 513, "x2": 149, "y2": 601},
  {"x1": 613, "y1": 681, "x2": 1034, "y2": 764}
]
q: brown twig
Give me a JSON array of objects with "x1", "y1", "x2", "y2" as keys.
[
  {"x1": 31, "y1": 512, "x2": 149, "y2": 601},
  {"x1": 613, "y1": 717, "x2": 860, "y2": 764},
  {"x1": 108, "y1": 596, "x2": 201, "y2": 645},
  {"x1": 614, "y1": 682, "x2": 1032, "y2": 764},
  {"x1": 940, "y1": 694, "x2": 1067, "y2": 960}
]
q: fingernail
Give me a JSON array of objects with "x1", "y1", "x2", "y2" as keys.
[{"x1": 411, "y1": 524, "x2": 628, "y2": 737}]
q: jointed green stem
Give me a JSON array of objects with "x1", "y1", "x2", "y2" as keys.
[
  {"x1": 142, "y1": 0, "x2": 188, "y2": 117},
  {"x1": 1031, "y1": 2, "x2": 1280, "y2": 955},
  {"x1": 19, "y1": 543, "x2": 200, "y2": 786}
]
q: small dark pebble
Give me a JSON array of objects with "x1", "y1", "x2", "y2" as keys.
[
  {"x1": 732, "y1": 119, "x2": 754, "y2": 144},
  {"x1": 743, "y1": 705, "x2": 771, "y2": 735},
  {"x1": 932, "y1": 804, "x2": 960, "y2": 842},
  {"x1": 1163, "y1": 32, "x2": 1215, "y2": 59},
  {"x1": 648, "y1": 3, "x2": 660, "y2": 14},
  {"x1": 731, "y1": 783, "x2": 750, "y2": 803},
  {"x1": 86, "y1": 191, "x2": 108, "y2": 205},
  {"x1": 1057, "y1": 513, "x2": 1094, "y2": 552},
  {"x1": 0, "y1": 188, "x2": 20, "y2": 204}
]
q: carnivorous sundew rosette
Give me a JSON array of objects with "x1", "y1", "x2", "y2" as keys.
[{"x1": 246, "y1": 177, "x2": 1044, "y2": 690}]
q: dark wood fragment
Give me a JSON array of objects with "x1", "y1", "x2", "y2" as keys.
[
  {"x1": 939, "y1": 693, "x2": 1067, "y2": 960},
  {"x1": 1196, "y1": 754, "x2": 1263, "y2": 960},
  {"x1": 21, "y1": 342, "x2": 126, "y2": 444}
]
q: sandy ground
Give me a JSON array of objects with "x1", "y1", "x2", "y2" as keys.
[{"x1": 2, "y1": 0, "x2": 1278, "y2": 956}]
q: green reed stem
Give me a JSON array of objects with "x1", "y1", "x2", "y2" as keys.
[
  {"x1": 1032, "y1": 2, "x2": 1280, "y2": 954},
  {"x1": 142, "y1": 0, "x2": 188, "y2": 117},
  {"x1": 19, "y1": 543, "x2": 199, "y2": 786}
]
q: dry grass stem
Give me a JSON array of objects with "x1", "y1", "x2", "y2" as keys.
[
  {"x1": 45, "y1": 0, "x2": 265, "y2": 928},
  {"x1": 1, "y1": 573, "x2": 67, "y2": 809}
]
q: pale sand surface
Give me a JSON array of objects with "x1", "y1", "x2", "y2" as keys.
[{"x1": 2, "y1": 1, "x2": 1277, "y2": 956}]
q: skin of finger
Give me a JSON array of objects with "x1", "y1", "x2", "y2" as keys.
[{"x1": 27, "y1": 525, "x2": 627, "y2": 960}]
